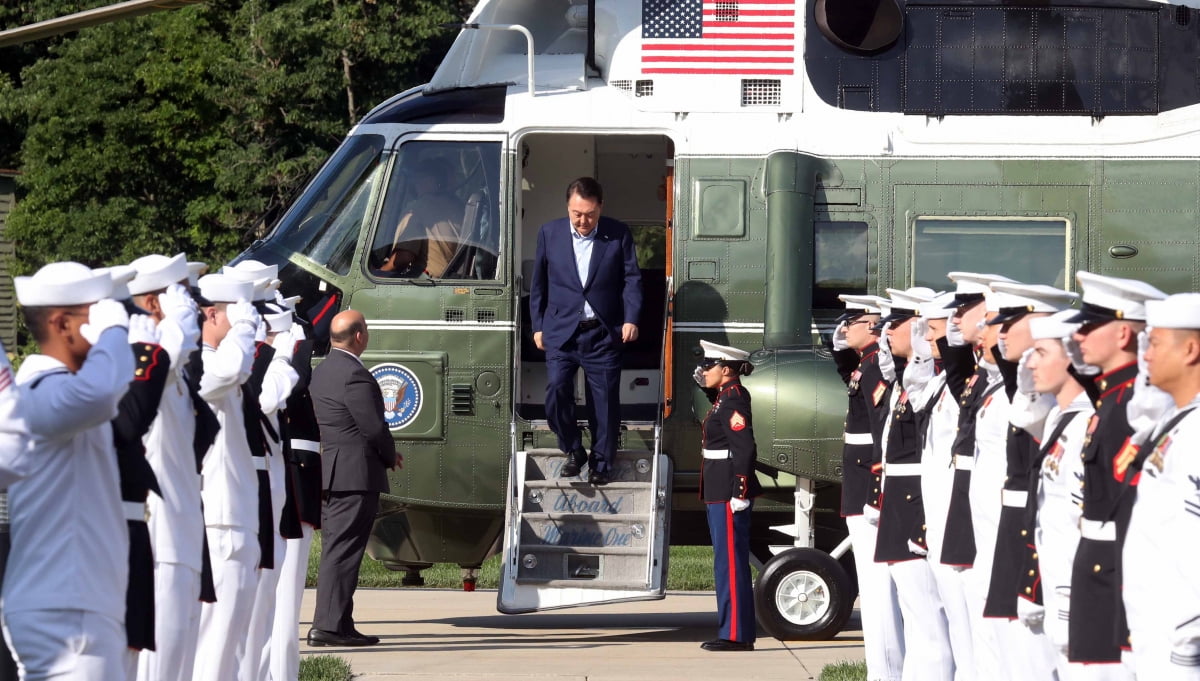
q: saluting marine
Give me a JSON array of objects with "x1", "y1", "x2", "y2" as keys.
[
  {"x1": 695, "y1": 340, "x2": 761, "y2": 652},
  {"x1": 831, "y1": 293, "x2": 904, "y2": 681},
  {"x1": 7, "y1": 263, "x2": 135, "y2": 681}
]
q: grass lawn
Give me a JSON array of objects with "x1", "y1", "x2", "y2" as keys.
[
  {"x1": 297, "y1": 655, "x2": 351, "y2": 681},
  {"x1": 305, "y1": 532, "x2": 745, "y2": 590},
  {"x1": 818, "y1": 660, "x2": 867, "y2": 681}
]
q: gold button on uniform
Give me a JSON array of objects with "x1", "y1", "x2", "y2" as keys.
[
  {"x1": 1021, "y1": 529, "x2": 1028, "y2": 537},
  {"x1": 1094, "y1": 564, "x2": 1102, "y2": 573},
  {"x1": 1025, "y1": 587, "x2": 1032, "y2": 594},
  {"x1": 1029, "y1": 570, "x2": 1036, "y2": 576},
  {"x1": 1032, "y1": 552, "x2": 1038, "y2": 560}
]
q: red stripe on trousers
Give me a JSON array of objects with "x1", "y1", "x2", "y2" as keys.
[{"x1": 726, "y1": 502, "x2": 738, "y2": 641}]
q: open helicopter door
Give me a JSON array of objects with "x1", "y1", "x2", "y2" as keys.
[{"x1": 498, "y1": 136, "x2": 674, "y2": 613}]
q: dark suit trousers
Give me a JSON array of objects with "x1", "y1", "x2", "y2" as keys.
[
  {"x1": 545, "y1": 324, "x2": 622, "y2": 473},
  {"x1": 313, "y1": 491, "x2": 379, "y2": 634}
]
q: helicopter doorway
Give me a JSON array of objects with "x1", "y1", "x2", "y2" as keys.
[{"x1": 515, "y1": 133, "x2": 672, "y2": 427}]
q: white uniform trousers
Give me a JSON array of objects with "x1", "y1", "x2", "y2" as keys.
[
  {"x1": 889, "y1": 559, "x2": 955, "y2": 681},
  {"x1": 242, "y1": 528, "x2": 287, "y2": 681},
  {"x1": 271, "y1": 526, "x2": 314, "y2": 681},
  {"x1": 2, "y1": 609, "x2": 125, "y2": 681},
  {"x1": 930, "y1": 563, "x2": 976, "y2": 681},
  {"x1": 136, "y1": 562, "x2": 201, "y2": 681},
  {"x1": 1005, "y1": 619, "x2": 1060, "y2": 681},
  {"x1": 194, "y1": 526, "x2": 260, "y2": 681},
  {"x1": 961, "y1": 565, "x2": 1006, "y2": 681},
  {"x1": 847, "y1": 515, "x2": 905, "y2": 681}
]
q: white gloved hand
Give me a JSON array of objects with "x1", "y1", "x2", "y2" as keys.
[
  {"x1": 1016, "y1": 347, "x2": 1036, "y2": 395},
  {"x1": 906, "y1": 539, "x2": 929, "y2": 557},
  {"x1": 1127, "y1": 331, "x2": 1172, "y2": 442},
  {"x1": 729, "y1": 497, "x2": 750, "y2": 513},
  {"x1": 270, "y1": 330, "x2": 295, "y2": 364},
  {"x1": 862, "y1": 503, "x2": 881, "y2": 526},
  {"x1": 910, "y1": 317, "x2": 932, "y2": 359},
  {"x1": 127, "y1": 314, "x2": 160, "y2": 346},
  {"x1": 290, "y1": 322, "x2": 306, "y2": 343},
  {"x1": 877, "y1": 323, "x2": 896, "y2": 383},
  {"x1": 997, "y1": 336, "x2": 1008, "y2": 360},
  {"x1": 1063, "y1": 337, "x2": 1100, "y2": 376},
  {"x1": 1017, "y1": 597, "x2": 1046, "y2": 629},
  {"x1": 832, "y1": 321, "x2": 850, "y2": 351},
  {"x1": 947, "y1": 318, "x2": 967, "y2": 347},
  {"x1": 692, "y1": 364, "x2": 706, "y2": 387},
  {"x1": 254, "y1": 319, "x2": 268, "y2": 343},
  {"x1": 162, "y1": 283, "x2": 200, "y2": 339},
  {"x1": 274, "y1": 289, "x2": 288, "y2": 309},
  {"x1": 80, "y1": 299, "x2": 130, "y2": 345},
  {"x1": 1011, "y1": 391, "x2": 1056, "y2": 435},
  {"x1": 226, "y1": 300, "x2": 260, "y2": 332}
]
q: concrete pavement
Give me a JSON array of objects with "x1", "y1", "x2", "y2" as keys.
[{"x1": 297, "y1": 588, "x2": 865, "y2": 680}]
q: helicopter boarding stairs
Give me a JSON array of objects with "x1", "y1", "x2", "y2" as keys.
[{"x1": 498, "y1": 436, "x2": 671, "y2": 613}]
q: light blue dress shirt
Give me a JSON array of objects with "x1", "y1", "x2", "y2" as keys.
[{"x1": 571, "y1": 223, "x2": 597, "y2": 321}]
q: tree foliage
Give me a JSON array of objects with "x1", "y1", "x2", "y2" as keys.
[{"x1": 0, "y1": 0, "x2": 473, "y2": 272}]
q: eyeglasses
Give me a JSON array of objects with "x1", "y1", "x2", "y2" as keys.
[
  {"x1": 698, "y1": 358, "x2": 723, "y2": 370},
  {"x1": 845, "y1": 319, "x2": 873, "y2": 327}
]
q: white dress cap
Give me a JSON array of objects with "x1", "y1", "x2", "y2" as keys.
[
  {"x1": 222, "y1": 260, "x2": 279, "y2": 283},
  {"x1": 920, "y1": 292, "x2": 957, "y2": 320},
  {"x1": 187, "y1": 261, "x2": 209, "y2": 287},
  {"x1": 946, "y1": 272, "x2": 1018, "y2": 307},
  {"x1": 838, "y1": 294, "x2": 886, "y2": 314},
  {"x1": 15, "y1": 262, "x2": 113, "y2": 307},
  {"x1": 128, "y1": 253, "x2": 188, "y2": 295},
  {"x1": 1147, "y1": 293, "x2": 1200, "y2": 329},
  {"x1": 1030, "y1": 309, "x2": 1083, "y2": 340},
  {"x1": 1068, "y1": 271, "x2": 1167, "y2": 323},
  {"x1": 250, "y1": 278, "x2": 281, "y2": 303},
  {"x1": 94, "y1": 265, "x2": 138, "y2": 300},
  {"x1": 700, "y1": 339, "x2": 751, "y2": 362},
  {"x1": 881, "y1": 286, "x2": 936, "y2": 322},
  {"x1": 198, "y1": 273, "x2": 253, "y2": 304},
  {"x1": 986, "y1": 282, "x2": 1079, "y2": 325},
  {"x1": 263, "y1": 304, "x2": 294, "y2": 333}
]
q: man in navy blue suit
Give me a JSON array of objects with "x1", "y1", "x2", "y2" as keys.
[{"x1": 530, "y1": 177, "x2": 643, "y2": 486}]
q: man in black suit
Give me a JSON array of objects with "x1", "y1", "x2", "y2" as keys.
[
  {"x1": 530, "y1": 177, "x2": 643, "y2": 485},
  {"x1": 307, "y1": 310, "x2": 401, "y2": 647}
]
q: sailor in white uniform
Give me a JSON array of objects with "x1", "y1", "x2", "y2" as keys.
[
  {"x1": 5, "y1": 263, "x2": 134, "y2": 681},
  {"x1": 1124, "y1": 293, "x2": 1200, "y2": 680},
  {"x1": 192, "y1": 274, "x2": 262, "y2": 681},
  {"x1": 127, "y1": 253, "x2": 207, "y2": 681}
]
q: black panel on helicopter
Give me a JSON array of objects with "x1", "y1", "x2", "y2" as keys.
[{"x1": 807, "y1": 0, "x2": 1200, "y2": 115}]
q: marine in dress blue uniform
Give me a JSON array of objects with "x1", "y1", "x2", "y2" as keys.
[{"x1": 696, "y1": 340, "x2": 761, "y2": 652}]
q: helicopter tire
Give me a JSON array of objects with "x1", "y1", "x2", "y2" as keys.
[{"x1": 754, "y1": 547, "x2": 854, "y2": 641}]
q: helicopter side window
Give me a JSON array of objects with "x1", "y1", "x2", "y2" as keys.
[
  {"x1": 367, "y1": 141, "x2": 502, "y2": 281},
  {"x1": 814, "y1": 221, "x2": 869, "y2": 311},
  {"x1": 912, "y1": 217, "x2": 1069, "y2": 289},
  {"x1": 264, "y1": 134, "x2": 386, "y2": 276}
]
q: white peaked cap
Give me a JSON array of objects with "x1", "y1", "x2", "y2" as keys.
[
  {"x1": 838, "y1": 294, "x2": 886, "y2": 314},
  {"x1": 1147, "y1": 293, "x2": 1200, "y2": 329},
  {"x1": 15, "y1": 262, "x2": 114, "y2": 307},
  {"x1": 947, "y1": 272, "x2": 1018, "y2": 307},
  {"x1": 700, "y1": 339, "x2": 751, "y2": 362},
  {"x1": 95, "y1": 265, "x2": 138, "y2": 300},
  {"x1": 986, "y1": 282, "x2": 1079, "y2": 324},
  {"x1": 1069, "y1": 271, "x2": 1167, "y2": 323},
  {"x1": 263, "y1": 303, "x2": 293, "y2": 333},
  {"x1": 1031, "y1": 309, "x2": 1083, "y2": 340},
  {"x1": 198, "y1": 273, "x2": 253, "y2": 304},
  {"x1": 187, "y1": 261, "x2": 209, "y2": 287},
  {"x1": 885, "y1": 286, "x2": 936, "y2": 313},
  {"x1": 250, "y1": 278, "x2": 281, "y2": 302},
  {"x1": 222, "y1": 260, "x2": 279, "y2": 283},
  {"x1": 128, "y1": 253, "x2": 188, "y2": 295},
  {"x1": 921, "y1": 292, "x2": 957, "y2": 320}
]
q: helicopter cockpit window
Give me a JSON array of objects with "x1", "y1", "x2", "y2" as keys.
[
  {"x1": 367, "y1": 140, "x2": 502, "y2": 281},
  {"x1": 912, "y1": 217, "x2": 1069, "y2": 289},
  {"x1": 264, "y1": 134, "x2": 386, "y2": 276}
]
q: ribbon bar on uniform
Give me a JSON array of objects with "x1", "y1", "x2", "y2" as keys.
[
  {"x1": 123, "y1": 501, "x2": 146, "y2": 522},
  {"x1": 1001, "y1": 489, "x2": 1029, "y2": 507},
  {"x1": 884, "y1": 463, "x2": 922, "y2": 477},
  {"x1": 1080, "y1": 518, "x2": 1117, "y2": 541},
  {"x1": 844, "y1": 432, "x2": 873, "y2": 446},
  {"x1": 702, "y1": 448, "x2": 731, "y2": 460}
]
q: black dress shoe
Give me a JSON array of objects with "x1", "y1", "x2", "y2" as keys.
[
  {"x1": 588, "y1": 470, "x2": 612, "y2": 486},
  {"x1": 306, "y1": 628, "x2": 379, "y2": 647},
  {"x1": 700, "y1": 638, "x2": 754, "y2": 651},
  {"x1": 560, "y1": 448, "x2": 587, "y2": 478},
  {"x1": 348, "y1": 628, "x2": 381, "y2": 645}
]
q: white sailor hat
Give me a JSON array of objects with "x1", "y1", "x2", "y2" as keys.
[
  {"x1": 263, "y1": 303, "x2": 293, "y2": 333},
  {"x1": 247, "y1": 277, "x2": 280, "y2": 304},
  {"x1": 946, "y1": 272, "x2": 1018, "y2": 308},
  {"x1": 15, "y1": 262, "x2": 113, "y2": 307},
  {"x1": 920, "y1": 291, "x2": 957, "y2": 320},
  {"x1": 95, "y1": 265, "x2": 138, "y2": 301},
  {"x1": 1030, "y1": 309, "x2": 1083, "y2": 340},
  {"x1": 879, "y1": 286, "x2": 936, "y2": 324},
  {"x1": 198, "y1": 273, "x2": 253, "y2": 305},
  {"x1": 835, "y1": 294, "x2": 886, "y2": 323},
  {"x1": 282, "y1": 295, "x2": 301, "y2": 311},
  {"x1": 187, "y1": 261, "x2": 209, "y2": 287},
  {"x1": 1147, "y1": 293, "x2": 1200, "y2": 329},
  {"x1": 700, "y1": 340, "x2": 751, "y2": 363},
  {"x1": 1066, "y1": 271, "x2": 1167, "y2": 324},
  {"x1": 222, "y1": 260, "x2": 279, "y2": 283},
  {"x1": 128, "y1": 253, "x2": 189, "y2": 295},
  {"x1": 986, "y1": 282, "x2": 1079, "y2": 325}
]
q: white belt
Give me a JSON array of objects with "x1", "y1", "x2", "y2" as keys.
[
  {"x1": 844, "y1": 432, "x2": 873, "y2": 446},
  {"x1": 1002, "y1": 489, "x2": 1029, "y2": 508},
  {"x1": 953, "y1": 455, "x2": 975, "y2": 471},
  {"x1": 291, "y1": 439, "x2": 320, "y2": 453},
  {"x1": 253, "y1": 457, "x2": 268, "y2": 471},
  {"x1": 702, "y1": 449, "x2": 731, "y2": 460},
  {"x1": 884, "y1": 463, "x2": 923, "y2": 477},
  {"x1": 123, "y1": 501, "x2": 146, "y2": 522},
  {"x1": 1080, "y1": 518, "x2": 1117, "y2": 541}
]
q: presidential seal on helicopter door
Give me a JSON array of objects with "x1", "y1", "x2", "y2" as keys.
[{"x1": 371, "y1": 363, "x2": 423, "y2": 431}]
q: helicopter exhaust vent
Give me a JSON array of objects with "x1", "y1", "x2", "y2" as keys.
[
  {"x1": 612, "y1": 79, "x2": 633, "y2": 93},
  {"x1": 444, "y1": 308, "x2": 466, "y2": 323},
  {"x1": 476, "y1": 309, "x2": 497, "y2": 323},
  {"x1": 635, "y1": 80, "x2": 654, "y2": 97},
  {"x1": 741, "y1": 79, "x2": 781, "y2": 107},
  {"x1": 451, "y1": 383, "x2": 474, "y2": 415}
]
